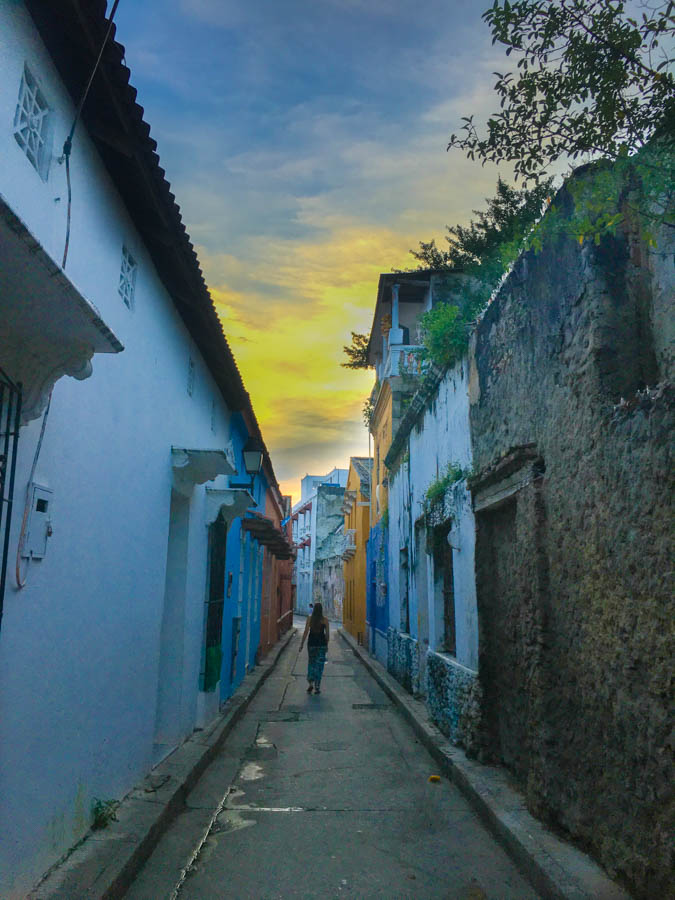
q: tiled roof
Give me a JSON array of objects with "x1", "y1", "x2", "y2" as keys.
[
  {"x1": 24, "y1": 0, "x2": 281, "y2": 493},
  {"x1": 351, "y1": 456, "x2": 372, "y2": 497}
]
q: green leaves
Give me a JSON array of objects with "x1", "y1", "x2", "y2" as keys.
[
  {"x1": 449, "y1": 0, "x2": 675, "y2": 181},
  {"x1": 341, "y1": 332, "x2": 372, "y2": 370},
  {"x1": 411, "y1": 177, "x2": 553, "y2": 371},
  {"x1": 425, "y1": 461, "x2": 471, "y2": 507},
  {"x1": 412, "y1": 177, "x2": 553, "y2": 271}
]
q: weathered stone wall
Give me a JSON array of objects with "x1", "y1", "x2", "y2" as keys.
[
  {"x1": 469, "y1": 177, "x2": 674, "y2": 897},
  {"x1": 426, "y1": 652, "x2": 482, "y2": 755},
  {"x1": 387, "y1": 628, "x2": 419, "y2": 694},
  {"x1": 313, "y1": 555, "x2": 344, "y2": 621}
]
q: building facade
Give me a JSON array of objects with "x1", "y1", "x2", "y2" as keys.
[
  {"x1": 365, "y1": 271, "x2": 463, "y2": 661},
  {"x1": 0, "y1": 4, "x2": 289, "y2": 895},
  {"x1": 466, "y1": 173, "x2": 674, "y2": 898},
  {"x1": 385, "y1": 361, "x2": 480, "y2": 750},
  {"x1": 291, "y1": 467, "x2": 347, "y2": 615},
  {"x1": 341, "y1": 457, "x2": 372, "y2": 645},
  {"x1": 311, "y1": 482, "x2": 346, "y2": 620},
  {"x1": 358, "y1": 164, "x2": 674, "y2": 898}
]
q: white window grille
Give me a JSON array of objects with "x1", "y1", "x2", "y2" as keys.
[
  {"x1": 187, "y1": 356, "x2": 195, "y2": 396},
  {"x1": 14, "y1": 65, "x2": 52, "y2": 180},
  {"x1": 118, "y1": 246, "x2": 137, "y2": 309}
]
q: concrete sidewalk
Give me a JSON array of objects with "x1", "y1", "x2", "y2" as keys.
[
  {"x1": 30, "y1": 628, "x2": 296, "y2": 900},
  {"x1": 339, "y1": 628, "x2": 631, "y2": 900}
]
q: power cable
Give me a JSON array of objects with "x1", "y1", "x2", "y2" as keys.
[{"x1": 61, "y1": 0, "x2": 121, "y2": 269}]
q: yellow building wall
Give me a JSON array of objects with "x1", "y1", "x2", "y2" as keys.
[{"x1": 342, "y1": 462, "x2": 370, "y2": 645}]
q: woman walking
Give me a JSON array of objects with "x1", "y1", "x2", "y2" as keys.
[{"x1": 300, "y1": 602, "x2": 330, "y2": 694}]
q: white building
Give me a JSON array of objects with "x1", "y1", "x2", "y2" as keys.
[
  {"x1": 291, "y1": 467, "x2": 347, "y2": 614},
  {"x1": 0, "y1": 3, "x2": 272, "y2": 895},
  {"x1": 386, "y1": 357, "x2": 480, "y2": 748}
]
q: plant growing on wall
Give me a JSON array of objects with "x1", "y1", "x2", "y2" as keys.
[
  {"x1": 425, "y1": 462, "x2": 470, "y2": 507},
  {"x1": 362, "y1": 381, "x2": 379, "y2": 427},
  {"x1": 91, "y1": 798, "x2": 118, "y2": 830}
]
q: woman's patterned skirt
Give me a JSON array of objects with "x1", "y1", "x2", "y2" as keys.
[{"x1": 307, "y1": 645, "x2": 327, "y2": 685}]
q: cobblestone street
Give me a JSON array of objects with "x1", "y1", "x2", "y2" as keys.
[{"x1": 126, "y1": 625, "x2": 538, "y2": 899}]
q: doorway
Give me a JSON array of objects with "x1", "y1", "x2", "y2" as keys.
[
  {"x1": 201, "y1": 511, "x2": 227, "y2": 692},
  {"x1": 154, "y1": 489, "x2": 190, "y2": 761}
]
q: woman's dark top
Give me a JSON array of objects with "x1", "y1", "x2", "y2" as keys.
[{"x1": 307, "y1": 621, "x2": 327, "y2": 647}]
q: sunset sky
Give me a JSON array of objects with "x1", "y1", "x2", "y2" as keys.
[{"x1": 114, "y1": 0, "x2": 506, "y2": 501}]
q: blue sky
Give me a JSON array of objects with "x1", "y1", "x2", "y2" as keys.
[{"x1": 114, "y1": 0, "x2": 505, "y2": 500}]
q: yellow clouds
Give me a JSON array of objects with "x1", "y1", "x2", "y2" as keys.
[{"x1": 201, "y1": 221, "x2": 414, "y2": 500}]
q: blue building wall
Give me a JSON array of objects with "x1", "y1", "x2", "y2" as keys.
[
  {"x1": 219, "y1": 413, "x2": 266, "y2": 702},
  {"x1": 366, "y1": 521, "x2": 388, "y2": 665}
]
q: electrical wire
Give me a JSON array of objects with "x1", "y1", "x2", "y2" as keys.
[
  {"x1": 61, "y1": 0, "x2": 121, "y2": 269},
  {"x1": 15, "y1": 393, "x2": 52, "y2": 589},
  {"x1": 61, "y1": 151, "x2": 72, "y2": 269}
]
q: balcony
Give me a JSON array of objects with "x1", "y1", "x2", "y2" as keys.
[
  {"x1": 341, "y1": 490, "x2": 357, "y2": 516},
  {"x1": 380, "y1": 344, "x2": 424, "y2": 380},
  {"x1": 341, "y1": 529, "x2": 357, "y2": 561}
]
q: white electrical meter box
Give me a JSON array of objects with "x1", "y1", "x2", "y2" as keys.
[{"x1": 22, "y1": 483, "x2": 53, "y2": 559}]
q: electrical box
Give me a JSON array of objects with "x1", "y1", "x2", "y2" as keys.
[{"x1": 22, "y1": 483, "x2": 53, "y2": 559}]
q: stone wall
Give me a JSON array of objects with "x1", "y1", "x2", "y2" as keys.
[
  {"x1": 469, "y1": 175, "x2": 674, "y2": 897},
  {"x1": 387, "y1": 628, "x2": 419, "y2": 695},
  {"x1": 426, "y1": 652, "x2": 482, "y2": 755}
]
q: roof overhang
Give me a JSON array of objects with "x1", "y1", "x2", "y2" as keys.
[
  {"x1": 0, "y1": 196, "x2": 124, "y2": 423},
  {"x1": 366, "y1": 271, "x2": 436, "y2": 367},
  {"x1": 205, "y1": 487, "x2": 256, "y2": 525},
  {"x1": 242, "y1": 513, "x2": 296, "y2": 559},
  {"x1": 171, "y1": 445, "x2": 237, "y2": 496}
]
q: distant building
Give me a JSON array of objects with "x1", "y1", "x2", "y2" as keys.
[
  {"x1": 365, "y1": 271, "x2": 464, "y2": 662},
  {"x1": 291, "y1": 467, "x2": 347, "y2": 614},
  {"x1": 312, "y1": 482, "x2": 347, "y2": 620},
  {"x1": 342, "y1": 457, "x2": 372, "y2": 645}
]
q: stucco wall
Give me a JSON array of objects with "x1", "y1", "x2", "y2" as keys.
[
  {"x1": 469, "y1": 175, "x2": 674, "y2": 897},
  {"x1": 0, "y1": 7, "x2": 257, "y2": 895},
  {"x1": 384, "y1": 361, "x2": 479, "y2": 746},
  {"x1": 366, "y1": 521, "x2": 388, "y2": 663},
  {"x1": 387, "y1": 361, "x2": 477, "y2": 667}
]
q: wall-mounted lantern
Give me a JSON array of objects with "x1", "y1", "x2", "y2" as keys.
[{"x1": 242, "y1": 437, "x2": 264, "y2": 489}]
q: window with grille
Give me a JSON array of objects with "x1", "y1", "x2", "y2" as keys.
[
  {"x1": 118, "y1": 246, "x2": 137, "y2": 309},
  {"x1": 13, "y1": 65, "x2": 52, "y2": 180}
]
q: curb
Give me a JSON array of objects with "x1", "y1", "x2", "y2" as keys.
[
  {"x1": 31, "y1": 627, "x2": 297, "y2": 900},
  {"x1": 339, "y1": 628, "x2": 632, "y2": 900}
]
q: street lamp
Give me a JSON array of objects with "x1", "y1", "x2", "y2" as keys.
[{"x1": 242, "y1": 437, "x2": 264, "y2": 490}]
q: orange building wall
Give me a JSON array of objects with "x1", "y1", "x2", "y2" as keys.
[{"x1": 258, "y1": 491, "x2": 294, "y2": 659}]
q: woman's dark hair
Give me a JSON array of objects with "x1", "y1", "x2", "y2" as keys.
[{"x1": 310, "y1": 603, "x2": 323, "y2": 628}]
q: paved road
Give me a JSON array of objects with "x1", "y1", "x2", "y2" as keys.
[{"x1": 126, "y1": 625, "x2": 539, "y2": 899}]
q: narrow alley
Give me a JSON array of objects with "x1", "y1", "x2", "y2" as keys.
[{"x1": 125, "y1": 622, "x2": 538, "y2": 900}]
